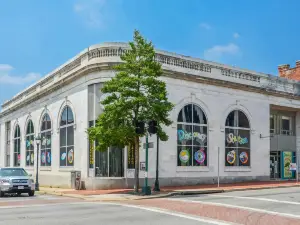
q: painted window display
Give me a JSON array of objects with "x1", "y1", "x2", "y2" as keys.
[
  {"x1": 59, "y1": 106, "x2": 74, "y2": 167},
  {"x1": 225, "y1": 110, "x2": 250, "y2": 166},
  {"x1": 25, "y1": 120, "x2": 35, "y2": 166},
  {"x1": 41, "y1": 114, "x2": 52, "y2": 167},
  {"x1": 13, "y1": 125, "x2": 21, "y2": 167},
  {"x1": 177, "y1": 104, "x2": 208, "y2": 166}
]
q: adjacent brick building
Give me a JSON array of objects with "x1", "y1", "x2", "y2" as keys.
[{"x1": 278, "y1": 61, "x2": 300, "y2": 80}]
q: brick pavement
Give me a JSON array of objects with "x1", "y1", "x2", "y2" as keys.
[
  {"x1": 126, "y1": 198, "x2": 300, "y2": 225},
  {"x1": 53, "y1": 180, "x2": 300, "y2": 195}
]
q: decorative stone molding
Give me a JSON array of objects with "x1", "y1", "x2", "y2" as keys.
[
  {"x1": 221, "y1": 69, "x2": 260, "y2": 83},
  {"x1": 1, "y1": 42, "x2": 300, "y2": 117}
]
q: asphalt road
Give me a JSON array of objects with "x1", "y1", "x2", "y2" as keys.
[
  {"x1": 0, "y1": 194, "x2": 228, "y2": 225},
  {"x1": 171, "y1": 186, "x2": 300, "y2": 218}
]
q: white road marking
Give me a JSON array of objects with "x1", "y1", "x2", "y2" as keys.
[
  {"x1": 209, "y1": 194, "x2": 300, "y2": 205},
  {"x1": 0, "y1": 201, "x2": 92, "y2": 209},
  {"x1": 98, "y1": 202, "x2": 237, "y2": 225},
  {"x1": 0, "y1": 201, "x2": 236, "y2": 224},
  {"x1": 167, "y1": 198, "x2": 300, "y2": 219}
]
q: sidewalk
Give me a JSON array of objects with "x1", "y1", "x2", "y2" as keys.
[{"x1": 38, "y1": 180, "x2": 300, "y2": 201}]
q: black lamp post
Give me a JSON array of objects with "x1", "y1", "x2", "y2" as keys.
[
  {"x1": 153, "y1": 134, "x2": 160, "y2": 192},
  {"x1": 35, "y1": 134, "x2": 41, "y2": 191}
]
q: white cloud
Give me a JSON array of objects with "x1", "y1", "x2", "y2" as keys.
[
  {"x1": 233, "y1": 32, "x2": 240, "y2": 39},
  {"x1": 204, "y1": 43, "x2": 240, "y2": 61},
  {"x1": 0, "y1": 64, "x2": 13, "y2": 71},
  {"x1": 199, "y1": 23, "x2": 211, "y2": 30},
  {"x1": 73, "y1": 0, "x2": 107, "y2": 28},
  {"x1": 0, "y1": 64, "x2": 41, "y2": 85}
]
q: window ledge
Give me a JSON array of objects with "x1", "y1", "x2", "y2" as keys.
[
  {"x1": 24, "y1": 167, "x2": 34, "y2": 171},
  {"x1": 40, "y1": 167, "x2": 52, "y2": 171},
  {"x1": 224, "y1": 166, "x2": 251, "y2": 172},
  {"x1": 58, "y1": 167, "x2": 74, "y2": 172},
  {"x1": 93, "y1": 177, "x2": 125, "y2": 180},
  {"x1": 176, "y1": 166, "x2": 210, "y2": 172}
]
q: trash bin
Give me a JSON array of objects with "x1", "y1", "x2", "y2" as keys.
[{"x1": 71, "y1": 171, "x2": 81, "y2": 190}]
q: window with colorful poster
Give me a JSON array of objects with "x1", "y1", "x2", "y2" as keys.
[
  {"x1": 281, "y1": 151, "x2": 296, "y2": 179},
  {"x1": 26, "y1": 120, "x2": 35, "y2": 166},
  {"x1": 177, "y1": 104, "x2": 208, "y2": 167},
  {"x1": 13, "y1": 125, "x2": 21, "y2": 167},
  {"x1": 225, "y1": 110, "x2": 250, "y2": 167},
  {"x1": 41, "y1": 113, "x2": 52, "y2": 167},
  {"x1": 59, "y1": 106, "x2": 74, "y2": 167}
]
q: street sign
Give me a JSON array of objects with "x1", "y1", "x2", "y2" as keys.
[
  {"x1": 140, "y1": 162, "x2": 146, "y2": 171},
  {"x1": 289, "y1": 163, "x2": 297, "y2": 171}
]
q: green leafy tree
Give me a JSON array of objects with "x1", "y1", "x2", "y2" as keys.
[{"x1": 88, "y1": 30, "x2": 174, "y2": 193}]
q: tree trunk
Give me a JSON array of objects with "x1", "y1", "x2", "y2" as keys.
[{"x1": 134, "y1": 135, "x2": 140, "y2": 193}]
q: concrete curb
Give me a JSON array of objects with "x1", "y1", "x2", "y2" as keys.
[{"x1": 37, "y1": 184, "x2": 300, "y2": 201}]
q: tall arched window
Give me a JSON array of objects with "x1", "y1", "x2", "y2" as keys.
[
  {"x1": 13, "y1": 125, "x2": 21, "y2": 167},
  {"x1": 225, "y1": 110, "x2": 250, "y2": 166},
  {"x1": 41, "y1": 114, "x2": 52, "y2": 166},
  {"x1": 59, "y1": 106, "x2": 74, "y2": 167},
  {"x1": 177, "y1": 104, "x2": 208, "y2": 166},
  {"x1": 25, "y1": 120, "x2": 34, "y2": 166}
]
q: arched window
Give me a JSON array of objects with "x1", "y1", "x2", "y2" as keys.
[
  {"x1": 41, "y1": 114, "x2": 52, "y2": 166},
  {"x1": 13, "y1": 125, "x2": 21, "y2": 166},
  {"x1": 59, "y1": 106, "x2": 74, "y2": 167},
  {"x1": 225, "y1": 110, "x2": 250, "y2": 166},
  {"x1": 177, "y1": 104, "x2": 208, "y2": 166},
  {"x1": 25, "y1": 120, "x2": 34, "y2": 166}
]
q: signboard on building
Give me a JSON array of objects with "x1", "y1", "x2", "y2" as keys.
[
  {"x1": 140, "y1": 162, "x2": 146, "y2": 171},
  {"x1": 289, "y1": 163, "x2": 297, "y2": 171}
]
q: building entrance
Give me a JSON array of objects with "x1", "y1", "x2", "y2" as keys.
[{"x1": 270, "y1": 151, "x2": 281, "y2": 179}]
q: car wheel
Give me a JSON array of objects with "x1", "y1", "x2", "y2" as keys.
[
  {"x1": 16, "y1": 193, "x2": 21, "y2": 197},
  {"x1": 28, "y1": 191, "x2": 35, "y2": 197},
  {"x1": 0, "y1": 191, "x2": 4, "y2": 197}
]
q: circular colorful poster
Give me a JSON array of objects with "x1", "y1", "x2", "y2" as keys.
[
  {"x1": 226, "y1": 150, "x2": 236, "y2": 164},
  {"x1": 47, "y1": 152, "x2": 51, "y2": 164},
  {"x1": 41, "y1": 152, "x2": 46, "y2": 163},
  {"x1": 61, "y1": 152, "x2": 66, "y2": 160},
  {"x1": 179, "y1": 149, "x2": 190, "y2": 163},
  {"x1": 68, "y1": 149, "x2": 74, "y2": 164},
  {"x1": 239, "y1": 151, "x2": 248, "y2": 164},
  {"x1": 194, "y1": 149, "x2": 206, "y2": 164}
]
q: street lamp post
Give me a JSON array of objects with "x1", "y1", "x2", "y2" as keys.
[
  {"x1": 35, "y1": 134, "x2": 41, "y2": 191},
  {"x1": 153, "y1": 134, "x2": 160, "y2": 192}
]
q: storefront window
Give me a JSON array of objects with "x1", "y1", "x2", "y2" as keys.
[
  {"x1": 281, "y1": 116, "x2": 292, "y2": 135},
  {"x1": 270, "y1": 115, "x2": 275, "y2": 134},
  {"x1": 25, "y1": 120, "x2": 34, "y2": 166},
  {"x1": 59, "y1": 106, "x2": 74, "y2": 167},
  {"x1": 41, "y1": 114, "x2": 52, "y2": 167},
  {"x1": 177, "y1": 104, "x2": 208, "y2": 167},
  {"x1": 13, "y1": 125, "x2": 21, "y2": 167},
  {"x1": 225, "y1": 110, "x2": 250, "y2": 167}
]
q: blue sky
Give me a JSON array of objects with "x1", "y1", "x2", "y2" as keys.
[{"x1": 0, "y1": 0, "x2": 299, "y2": 107}]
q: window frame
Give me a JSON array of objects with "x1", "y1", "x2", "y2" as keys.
[
  {"x1": 13, "y1": 124, "x2": 21, "y2": 167},
  {"x1": 40, "y1": 114, "x2": 52, "y2": 167},
  {"x1": 225, "y1": 110, "x2": 250, "y2": 167},
  {"x1": 177, "y1": 104, "x2": 208, "y2": 167},
  {"x1": 59, "y1": 106, "x2": 75, "y2": 167},
  {"x1": 25, "y1": 120, "x2": 35, "y2": 167}
]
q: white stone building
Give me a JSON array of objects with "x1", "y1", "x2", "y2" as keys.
[{"x1": 0, "y1": 42, "x2": 299, "y2": 189}]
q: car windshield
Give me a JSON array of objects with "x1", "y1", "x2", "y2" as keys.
[{"x1": 0, "y1": 168, "x2": 28, "y2": 177}]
